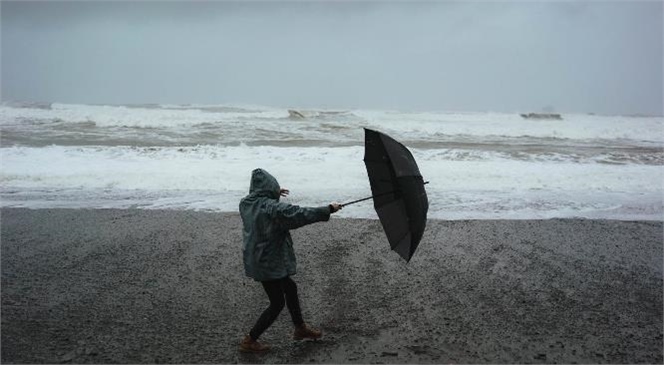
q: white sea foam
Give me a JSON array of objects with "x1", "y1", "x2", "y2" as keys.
[
  {"x1": 1, "y1": 102, "x2": 662, "y2": 220},
  {"x1": 1, "y1": 145, "x2": 662, "y2": 220}
]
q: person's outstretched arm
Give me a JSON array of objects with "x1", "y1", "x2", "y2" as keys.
[{"x1": 268, "y1": 201, "x2": 342, "y2": 231}]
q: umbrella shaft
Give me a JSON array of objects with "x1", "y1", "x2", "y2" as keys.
[
  {"x1": 342, "y1": 181, "x2": 429, "y2": 207},
  {"x1": 341, "y1": 191, "x2": 392, "y2": 207}
]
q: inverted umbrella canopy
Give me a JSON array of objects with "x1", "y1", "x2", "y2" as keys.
[{"x1": 362, "y1": 128, "x2": 429, "y2": 261}]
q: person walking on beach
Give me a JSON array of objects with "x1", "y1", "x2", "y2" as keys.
[{"x1": 239, "y1": 168, "x2": 342, "y2": 353}]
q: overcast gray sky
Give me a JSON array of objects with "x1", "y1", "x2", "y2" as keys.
[{"x1": 2, "y1": 1, "x2": 662, "y2": 115}]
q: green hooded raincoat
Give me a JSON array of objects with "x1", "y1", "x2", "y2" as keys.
[{"x1": 240, "y1": 169, "x2": 331, "y2": 281}]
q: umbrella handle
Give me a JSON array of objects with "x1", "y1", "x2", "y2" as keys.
[{"x1": 341, "y1": 181, "x2": 429, "y2": 208}]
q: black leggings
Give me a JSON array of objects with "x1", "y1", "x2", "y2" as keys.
[{"x1": 249, "y1": 276, "x2": 304, "y2": 340}]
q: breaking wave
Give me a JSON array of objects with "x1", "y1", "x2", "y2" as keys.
[{"x1": 1, "y1": 102, "x2": 662, "y2": 220}]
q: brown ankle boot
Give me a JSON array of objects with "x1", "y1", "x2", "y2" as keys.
[
  {"x1": 293, "y1": 323, "x2": 322, "y2": 340},
  {"x1": 239, "y1": 335, "x2": 270, "y2": 353}
]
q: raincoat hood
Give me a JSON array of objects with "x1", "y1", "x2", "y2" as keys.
[{"x1": 248, "y1": 168, "x2": 280, "y2": 200}]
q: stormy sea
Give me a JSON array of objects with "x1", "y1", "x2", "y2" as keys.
[{"x1": 1, "y1": 101, "x2": 662, "y2": 220}]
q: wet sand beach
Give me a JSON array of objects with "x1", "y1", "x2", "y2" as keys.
[{"x1": 1, "y1": 208, "x2": 662, "y2": 364}]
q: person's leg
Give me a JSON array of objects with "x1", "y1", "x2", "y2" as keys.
[
  {"x1": 249, "y1": 279, "x2": 286, "y2": 341},
  {"x1": 281, "y1": 276, "x2": 304, "y2": 326},
  {"x1": 283, "y1": 276, "x2": 323, "y2": 340}
]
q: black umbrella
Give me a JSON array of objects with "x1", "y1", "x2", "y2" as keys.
[{"x1": 342, "y1": 128, "x2": 429, "y2": 261}]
